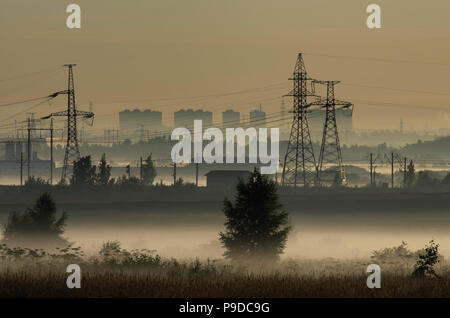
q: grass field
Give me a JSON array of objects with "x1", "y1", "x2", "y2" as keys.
[
  {"x1": 1, "y1": 251, "x2": 449, "y2": 298},
  {"x1": 1, "y1": 270, "x2": 450, "y2": 298}
]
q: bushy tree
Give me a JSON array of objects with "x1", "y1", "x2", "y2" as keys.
[
  {"x1": 141, "y1": 154, "x2": 157, "y2": 185},
  {"x1": 219, "y1": 169, "x2": 291, "y2": 263},
  {"x1": 71, "y1": 156, "x2": 96, "y2": 186},
  {"x1": 2, "y1": 193, "x2": 68, "y2": 247},
  {"x1": 331, "y1": 171, "x2": 343, "y2": 187},
  {"x1": 405, "y1": 160, "x2": 415, "y2": 188},
  {"x1": 126, "y1": 164, "x2": 131, "y2": 179},
  {"x1": 415, "y1": 171, "x2": 436, "y2": 188},
  {"x1": 96, "y1": 153, "x2": 112, "y2": 186},
  {"x1": 412, "y1": 240, "x2": 440, "y2": 278},
  {"x1": 173, "y1": 177, "x2": 184, "y2": 187},
  {"x1": 442, "y1": 172, "x2": 450, "y2": 187}
]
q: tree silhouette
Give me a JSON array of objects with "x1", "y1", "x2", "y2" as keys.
[
  {"x1": 331, "y1": 171, "x2": 343, "y2": 187},
  {"x1": 416, "y1": 171, "x2": 435, "y2": 189},
  {"x1": 71, "y1": 156, "x2": 96, "y2": 186},
  {"x1": 219, "y1": 169, "x2": 291, "y2": 263},
  {"x1": 2, "y1": 193, "x2": 68, "y2": 247},
  {"x1": 116, "y1": 175, "x2": 141, "y2": 185},
  {"x1": 126, "y1": 164, "x2": 131, "y2": 179},
  {"x1": 412, "y1": 240, "x2": 440, "y2": 278},
  {"x1": 442, "y1": 172, "x2": 450, "y2": 187},
  {"x1": 405, "y1": 160, "x2": 415, "y2": 188},
  {"x1": 96, "y1": 153, "x2": 112, "y2": 186},
  {"x1": 24, "y1": 176, "x2": 50, "y2": 187},
  {"x1": 173, "y1": 177, "x2": 184, "y2": 187},
  {"x1": 141, "y1": 154, "x2": 157, "y2": 185}
]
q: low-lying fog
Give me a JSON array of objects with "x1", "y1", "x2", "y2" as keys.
[
  {"x1": 2, "y1": 203, "x2": 448, "y2": 259},
  {"x1": 64, "y1": 226, "x2": 450, "y2": 260}
]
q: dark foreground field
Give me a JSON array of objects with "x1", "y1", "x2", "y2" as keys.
[
  {"x1": 1, "y1": 257, "x2": 449, "y2": 298},
  {"x1": 2, "y1": 269, "x2": 450, "y2": 298}
]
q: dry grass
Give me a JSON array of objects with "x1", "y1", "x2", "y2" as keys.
[{"x1": 1, "y1": 259, "x2": 449, "y2": 298}]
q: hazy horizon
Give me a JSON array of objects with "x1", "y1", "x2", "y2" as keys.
[{"x1": 1, "y1": 0, "x2": 450, "y2": 133}]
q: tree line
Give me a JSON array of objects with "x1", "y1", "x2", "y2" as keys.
[
  {"x1": 403, "y1": 160, "x2": 450, "y2": 189},
  {"x1": 25, "y1": 153, "x2": 157, "y2": 187},
  {"x1": 70, "y1": 153, "x2": 157, "y2": 186}
]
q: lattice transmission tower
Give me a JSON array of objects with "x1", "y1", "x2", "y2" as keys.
[
  {"x1": 281, "y1": 53, "x2": 318, "y2": 187},
  {"x1": 42, "y1": 64, "x2": 94, "y2": 182},
  {"x1": 314, "y1": 80, "x2": 352, "y2": 185},
  {"x1": 61, "y1": 64, "x2": 80, "y2": 181}
]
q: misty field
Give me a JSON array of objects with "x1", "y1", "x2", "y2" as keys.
[
  {"x1": 1, "y1": 246, "x2": 449, "y2": 298},
  {"x1": 1, "y1": 264, "x2": 450, "y2": 298},
  {"x1": 1, "y1": 187, "x2": 450, "y2": 298}
]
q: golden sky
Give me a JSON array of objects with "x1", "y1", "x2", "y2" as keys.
[{"x1": 1, "y1": 0, "x2": 450, "y2": 132}]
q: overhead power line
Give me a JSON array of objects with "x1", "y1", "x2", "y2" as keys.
[
  {"x1": 345, "y1": 98, "x2": 450, "y2": 112},
  {"x1": 100, "y1": 81, "x2": 287, "y2": 104},
  {"x1": 0, "y1": 66, "x2": 63, "y2": 83},
  {"x1": 303, "y1": 52, "x2": 450, "y2": 67},
  {"x1": 0, "y1": 96, "x2": 49, "y2": 108},
  {"x1": 341, "y1": 83, "x2": 450, "y2": 97},
  {"x1": 0, "y1": 98, "x2": 52, "y2": 123}
]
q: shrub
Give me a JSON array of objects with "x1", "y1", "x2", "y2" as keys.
[
  {"x1": 371, "y1": 241, "x2": 415, "y2": 264},
  {"x1": 24, "y1": 177, "x2": 50, "y2": 187},
  {"x1": 412, "y1": 240, "x2": 440, "y2": 278},
  {"x1": 98, "y1": 241, "x2": 160, "y2": 267}
]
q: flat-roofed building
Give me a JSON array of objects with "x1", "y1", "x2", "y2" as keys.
[
  {"x1": 174, "y1": 109, "x2": 213, "y2": 128},
  {"x1": 222, "y1": 110, "x2": 240, "y2": 128},
  {"x1": 249, "y1": 109, "x2": 266, "y2": 128},
  {"x1": 119, "y1": 109, "x2": 163, "y2": 135},
  {"x1": 205, "y1": 170, "x2": 251, "y2": 188}
]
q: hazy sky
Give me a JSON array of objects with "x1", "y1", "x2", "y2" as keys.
[{"x1": 1, "y1": 0, "x2": 450, "y2": 133}]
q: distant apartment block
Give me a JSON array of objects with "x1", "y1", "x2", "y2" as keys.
[
  {"x1": 119, "y1": 109, "x2": 163, "y2": 134},
  {"x1": 309, "y1": 108, "x2": 353, "y2": 133},
  {"x1": 174, "y1": 109, "x2": 213, "y2": 128},
  {"x1": 222, "y1": 110, "x2": 240, "y2": 127},
  {"x1": 0, "y1": 142, "x2": 53, "y2": 177},
  {"x1": 249, "y1": 109, "x2": 266, "y2": 127}
]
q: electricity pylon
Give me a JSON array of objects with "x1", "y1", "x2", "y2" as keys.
[
  {"x1": 281, "y1": 53, "x2": 318, "y2": 187},
  {"x1": 314, "y1": 80, "x2": 352, "y2": 185},
  {"x1": 42, "y1": 64, "x2": 94, "y2": 182}
]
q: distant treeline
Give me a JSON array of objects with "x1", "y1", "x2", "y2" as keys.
[{"x1": 27, "y1": 135, "x2": 450, "y2": 164}]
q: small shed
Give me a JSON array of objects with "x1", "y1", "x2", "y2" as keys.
[{"x1": 205, "y1": 170, "x2": 252, "y2": 188}]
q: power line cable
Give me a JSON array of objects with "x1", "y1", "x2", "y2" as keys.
[
  {"x1": 341, "y1": 83, "x2": 450, "y2": 97},
  {"x1": 303, "y1": 52, "x2": 450, "y2": 67},
  {"x1": 0, "y1": 96, "x2": 48, "y2": 108},
  {"x1": 102, "y1": 81, "x2": 287, "y2": 104},
  {"x1": 0, "y1": 66, "x2": 63, "y2": 83},
  {"x1": 0, "y1": 98, "x2": 52, "y2": 123}
]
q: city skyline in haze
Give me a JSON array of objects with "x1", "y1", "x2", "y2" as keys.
[{"x1": 1, "y1": 0, "x2": 450, "y2": 133}]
